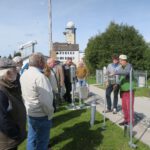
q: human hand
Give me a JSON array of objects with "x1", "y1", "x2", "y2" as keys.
[
  {"x1": 113, "y1": 84, "x2": 118, "y2": 90},
  {"x1": 109, "y1": 72, "x2": 115, "y2": 76}
]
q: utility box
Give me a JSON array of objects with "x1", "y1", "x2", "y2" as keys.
[{"x1": 138, "y1": 76, "x2": 146, "y2": 87}]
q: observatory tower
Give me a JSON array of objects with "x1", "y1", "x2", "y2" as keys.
[{"x1": 63, "y1": 21, "x2": 76, "y2": 44}]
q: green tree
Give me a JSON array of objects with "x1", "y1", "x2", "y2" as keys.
[
  {"x1": 8, "y1": 54, "x2": 12, "y2": 59},
  {"x1": 143, "y1": 48, "x2": 150, "y2": 77},
  {"x1": 85, "y1": 22, "x2": 148, "y2": 74},
  {"x1": 13, "y1": 51, "x2": 21, "y2": 57}
]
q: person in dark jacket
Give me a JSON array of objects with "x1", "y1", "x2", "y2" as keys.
[
  {"x1": 0, "y1": 58, "x2": 26, "y2": 150},
  {"x1": 63, "y1": 58, "x2": 74, "y2": 103}
]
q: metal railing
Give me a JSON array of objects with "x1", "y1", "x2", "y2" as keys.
[{"x1": 96, "y1": 69, "x2": 148, "y2": 88}]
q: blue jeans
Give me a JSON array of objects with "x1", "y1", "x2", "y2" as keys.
[
  {"x1": 78, "y1": 79, "x2": 86, "y2": 86},
  {"x1": 27, "y1": 116, "x2": 52, "y2": 150},
  {"x1": 106, "y1": 84, "x2": 119, "y2": 110}
]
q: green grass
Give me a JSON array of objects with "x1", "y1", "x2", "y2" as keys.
[
  {"x1": 147, "y1": 79, "x2": 150, "y2": 87},
  {"x1": 19, "y1": 106, "x2": 150, "y2": 150},
  {"x1": 135, "y1": 88, "x2": 150, "y2": 97},
  {"x1": 87, "y1": 76, "x2": 96, "y2": 84}
]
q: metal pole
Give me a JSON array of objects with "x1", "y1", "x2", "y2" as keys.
[
  {"x1": 90, "y1": 100, "x2": 96, "y2": 127},
  {"x1": 102, "y1": 66, "x2": 107, "y2": 130},
  {"x1": 102, "y1": 91, "x2": 106, "y2": 130},
  {"x1": 32, "y1": 43, "x2": 34, "y2": 53},
  {"x1": 71, "y1": 83, "x2": 75, "y2": 107},
  {"x1": 146, "y1": 70, "x2": 148, "y2": 88},
  {"x1": 79, "y1": 86, "x2": 82, "y2": 106},
  {"x1": 129, "y1": 68, "x2": 137, "y2": 148},
  {"x1": 48, "y1": 0, "x2": 53, "y2": 56}
]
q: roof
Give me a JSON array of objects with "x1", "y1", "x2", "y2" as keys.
[{"x1": 53, "y1": 42, "x2": 79, "y2": 51}]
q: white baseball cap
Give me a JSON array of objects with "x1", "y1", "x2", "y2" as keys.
[{"x1": 119, "y1": 54, "x2": 127, "y2": 60}]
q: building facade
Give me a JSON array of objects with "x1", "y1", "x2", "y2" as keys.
[{"x1": 53, "y1": 42, "x2": 79, "y2": 64}]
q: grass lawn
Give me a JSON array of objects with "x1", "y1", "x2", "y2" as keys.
[
  {"x1": 87, "y1": 76, "x2": 96, "y2": 84},
  {"x1": 135, "y1": 88, "x2": 150, "y2": 97},
  {"x1": 19, "y1": 106, "x2": 150, "y2": 150}
]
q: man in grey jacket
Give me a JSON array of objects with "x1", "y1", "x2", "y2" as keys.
[
  {"x1": 20, "y1": 53, "x2": 54, "y2": 150},
  {"x1": 105, "y1": 55, "x2": 120, "y2": 114}
]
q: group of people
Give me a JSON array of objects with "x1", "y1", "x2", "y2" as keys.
[
  {"x1": 0, "y1": 52, "x2": 88, "y2": 150},
  {"x1": 0, "y1": 52, "x2": 134, "y2": 149},
  {"x1": 104, "y1": 54, "x2": 136, "y2": 126}
]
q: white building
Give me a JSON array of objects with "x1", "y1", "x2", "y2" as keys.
[{"x1": 53, "y1": 42, "x2": 79, "y2": 64}]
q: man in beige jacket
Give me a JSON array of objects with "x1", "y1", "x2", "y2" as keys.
[{"x1": 20, "y1": 53, "x2": 54, "y2": 150}]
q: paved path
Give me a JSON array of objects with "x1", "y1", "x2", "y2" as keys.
[{"x1": 86, "y1": 84, "x2": 150, "y2": 147}]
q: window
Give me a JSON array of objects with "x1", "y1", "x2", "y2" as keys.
[{"x1": 60, "y1": 57, "x2": 64, "y2": 60}]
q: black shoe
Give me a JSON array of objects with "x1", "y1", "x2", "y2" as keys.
[{"x1": 119, "y1": 121, "x2": 128, "y2": 126}]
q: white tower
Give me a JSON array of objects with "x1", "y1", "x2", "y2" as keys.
[{"x1": 63, "y1": 21, "x2": 76, "y2": 44}]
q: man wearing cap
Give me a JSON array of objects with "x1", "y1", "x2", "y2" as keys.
[
  {"x1": 0, "y1": 58, "x2": 26, "y2": 150},
  {"x1": 115, "y1": 54, "x2": 136, "y2": 125},
  {"x1": 105, "y1": 55, "x2": 120, "y2": 114}
]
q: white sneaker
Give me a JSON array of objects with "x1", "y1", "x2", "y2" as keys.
[{"x1": 113, "y1": 108, "x2": 117, "y2": 114}]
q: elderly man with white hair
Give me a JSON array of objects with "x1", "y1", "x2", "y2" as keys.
[
  {"x1": 0, "y1": 58, "x2": 26, "y2": 150},
  {"x1": 13, "y1": 56, "x2": 23, "y2": 73},
  {"x1": 47, "y1": 57, "x2": 64, "y2": 107},
  {"x1": 20, "y1": 52, "x2": 54, "y2": 150},
  {"x1": 13, "y1": 56, "x2": 23, "y2": 91},
  {"x1": 113, "y1": 54, "x2": 136, "y2": 126}
]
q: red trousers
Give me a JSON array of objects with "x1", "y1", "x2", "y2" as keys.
[{"x1": 121, "y1": 91, "x2": 134, "y2": 124}]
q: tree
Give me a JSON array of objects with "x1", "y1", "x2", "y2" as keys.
[
  {"x1": 85, "y1": 22, "x2": 149, "y2": 74},
  {"x1": 143, "y1": 48, "x2": 150, "y2": 77},
  {"x1": 13, "y1": 51, "x2": 21, "y2": 57},
  {"x1": 8, "y1": 54, "x2": 12, "y2": 59}
]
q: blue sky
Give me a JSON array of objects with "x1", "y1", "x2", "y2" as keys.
[{"x1": 0, "y1": 0, "x2": 150, "y2": 57}]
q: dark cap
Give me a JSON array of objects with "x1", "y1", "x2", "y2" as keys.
[{"x1": 0, "y1": 58, "x2": 16, "y2": 70}]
